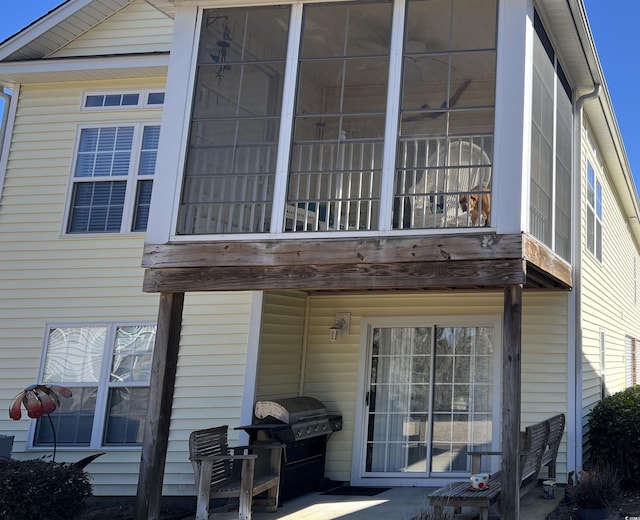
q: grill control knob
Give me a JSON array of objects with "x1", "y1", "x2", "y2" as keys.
[{"x1": 296, "y1": 429, "x2": 302, "y2": 437}]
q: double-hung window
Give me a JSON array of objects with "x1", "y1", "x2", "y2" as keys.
[
  {"x1": 586, "y1": 161, "x2": 603, "y2": 261},
  {"x1": 66, "y1": 124, "x2": 160, "y2": 234},
  {"x1": 33, "y1": 323, "x2": 156, "y2": 448}
]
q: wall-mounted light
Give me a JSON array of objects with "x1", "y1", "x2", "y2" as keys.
[{"x1": 329, "y1": 312, "x2": 351, "y2": 343}]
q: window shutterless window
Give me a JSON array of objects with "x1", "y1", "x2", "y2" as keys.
[
  {"x1": 33, "y1": 324, "x2": 156, "y2": 448},
  {"x1": 586, "y1": 161, "x2": 603, "y2": 261},
  {"x1": 66, "y1": 124, "x2": 160, "y2": 234},
  {"x1": 82, "y1": 90, "x2": 165, "y2": 109}
]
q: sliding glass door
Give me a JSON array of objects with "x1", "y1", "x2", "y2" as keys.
[{"x1": 362, "y1": 321, "x2": 496, "y2": 478}]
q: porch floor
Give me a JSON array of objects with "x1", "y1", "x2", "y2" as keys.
[{"x1": 195, "y1": 484, "x2": 564, "y2": 520}]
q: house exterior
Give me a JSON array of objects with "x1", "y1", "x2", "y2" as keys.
[{"x1": 1, "y1": 0, "x2": 640, "y2": 518}]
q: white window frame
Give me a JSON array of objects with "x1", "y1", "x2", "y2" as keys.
[
  {"x1": 586, "y1": 161, "x2": 603, "y2": 262},
  {"x1": 599, "y1": 329, "x2": 607, "y2": 399},
  {"x1": 63, "y1": 122, "x2": 160, "y2": 236},
  {"x1": 28, "y1": 322, "x2": 156, "y2": 451},
  {"x1": 81, "y1": 89, "x2": 165, "y2": 111}
]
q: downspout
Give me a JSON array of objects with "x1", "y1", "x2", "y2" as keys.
[{"x1": 569, "y1": 83, "x2": 601, "y2": 475}]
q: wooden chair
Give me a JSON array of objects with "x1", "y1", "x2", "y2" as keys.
[{"x1": 189, "y1": 425, "x2": 282, "y2": 520}]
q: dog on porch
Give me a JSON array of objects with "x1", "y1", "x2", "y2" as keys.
[{"x1": 459, "y1": 185, "x2": 491, "y2": 227}]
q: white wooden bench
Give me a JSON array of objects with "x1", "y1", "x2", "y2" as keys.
[
  {"x1": 428, "y1": 414, "x2": 565, "y2": 520},
  {"x1": 189, "y1": 425, "x2": 282, "y2": 520}
]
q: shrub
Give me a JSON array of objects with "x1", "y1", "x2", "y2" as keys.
[
  {"x1": 0, "y1": 458, "x2": 92, "y2": 520},
  {"x1": 587, "y1": 385, "x2": 640, "y2": 487},
  {"x1": 567, "y1": 466, "x2": 620, "y2": 509}
]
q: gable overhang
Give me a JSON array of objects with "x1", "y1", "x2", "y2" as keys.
[{"x1": 0, "y1": 53, "x2": 169, "y2": 85}]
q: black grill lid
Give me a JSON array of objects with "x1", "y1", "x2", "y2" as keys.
[{"x1": 254, "y1": 396, "x2": 327, "y2": 424}]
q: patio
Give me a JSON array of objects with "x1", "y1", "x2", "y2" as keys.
[{"x1": 192, "y1": 484, "x2": 564, "y2": 520}]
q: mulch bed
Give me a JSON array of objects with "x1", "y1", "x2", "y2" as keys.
[
  {"x1": 76, "y1": 501, "x2": 193, "y2": 520},
  {"x1": 546, "y1": 488, "x2": 640, "y2": 519}
]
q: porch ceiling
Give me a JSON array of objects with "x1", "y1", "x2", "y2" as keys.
[{"x1": 141, "y1": 232, "x2": 572, "y2": 293}]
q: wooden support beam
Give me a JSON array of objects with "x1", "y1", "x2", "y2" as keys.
[
  {"x1": 142, "y1": 233, "x2": 523, "y2": 268},
  {"x1": 502, "y1": 284, "x2": 522, "y2": 520},
  {"x1": 143, "y1": 259, "x2": 527, "y2": 293},
  {"x1": 135, "y1": 292, "x2": 185, "y2": 520}
]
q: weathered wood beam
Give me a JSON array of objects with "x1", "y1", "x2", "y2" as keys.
[
  {"x1": 142, "y1": 233, "x2": 523, "y2": 268},
  {"x1": 135, "y1": 292, "x2": 185, "y2": 520},
  {"x1": 143, "y1": 259, "x2": 527, "y2": 293},
  {"x1": 502, "y1": 285, "x2": 522, "y2": 520},
  {"x1": 523, "y1": 234, "x2": 572, "y2": 288}
]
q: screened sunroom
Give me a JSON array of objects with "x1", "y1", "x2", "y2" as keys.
[{"x1": 176, "y1": 0, "x2": 497, "y2": 236}]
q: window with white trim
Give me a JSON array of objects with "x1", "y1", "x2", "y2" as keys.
[
  {"x1": 33, "y1": 323, "x2": 156, "y2": 448},
  {"x1": 66, "y1": 124, "x2": 160, "y2": 234},
  {"x1": 625, "y1": 336, "x2": 639, "y2": 388},
  {"x1": 586, "y1": 161, "x2": 603, "y2": 261},
  {"x1": 82, "y1": 90, "x2": 165, "y2": 110}
]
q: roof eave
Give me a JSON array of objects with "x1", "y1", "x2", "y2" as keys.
[{"x1": 0, "y1": 53, "x2": 170, "y2": 85}]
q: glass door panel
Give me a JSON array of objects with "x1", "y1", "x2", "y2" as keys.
[{"x1": 363, "y1": 324, "x2": 494, "y2": 478}]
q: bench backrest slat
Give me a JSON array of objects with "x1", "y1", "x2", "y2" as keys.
[
  {"x1": 189, "y1": 425, "x2": 237, "y2": 486},
  {"x1": 520, "y1": 420, "x2": 549, "y2": 482}
]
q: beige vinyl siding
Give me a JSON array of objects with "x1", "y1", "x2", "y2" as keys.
[
  {"x1": 579, "y1": 122, "x2": 640, "y2": 459},
  {"x1": 50, "y1": 0, "x2": 173, "y2": 58},
  {"x1": 301, "y1": 291, "x2": 569, "y2": 483},
  {"x1": 0, "y1": 81, "x2": 255, "y2": 496},
  {"x1": 255, "y1": 291, "x2": 307, "y2": 400},
  {"x1": 163, "y1": 291, "x2": 255, "y2": 496}
]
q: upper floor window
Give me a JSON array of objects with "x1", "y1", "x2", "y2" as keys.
[
  {"x1": 177, "y1": 0, "x2": 496, "y2": 235},
  {"x1": 586, "y1": 161, "x2": 603, "y2": 261},
  {"x1": 66, "y1": 124, "x2": 160, "y2": 234},
  {"x1": 83, "y1": 90, "x2": 165, "y2": 110},
  {"x1": 33, "y1": 323, "x2": 156, "y2": 448},
  {"x1": 530, "y1": 11, "x2": 573, "y2": 261}
]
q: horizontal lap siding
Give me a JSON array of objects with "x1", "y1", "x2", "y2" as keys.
[
  {"x1": 255, "y1": 291, "x2": 307, "y2": 400},
  {"x1": 0, "y1": 82, "x2": 253, "y2": 496},
  {"x1": 580, "y1": 123, "x2": 640, "y2": 461},
  {"x1": 50, "y1": 0, "x2": 173, "y2": 58},
  {"x1": 164, "y1": 291, "x2": 255, "y2": 496},
  {"x1": 302, "y1": 292, "x2": 569, "y2": 482}
]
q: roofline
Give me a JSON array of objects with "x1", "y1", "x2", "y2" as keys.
[{"x1": 0, "y1": 53, "x2": 170, "y2": 85}]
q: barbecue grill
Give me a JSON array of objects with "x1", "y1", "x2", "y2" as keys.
[{"x1": 237, "y1": 396, "x2": 342, "y2": 502}]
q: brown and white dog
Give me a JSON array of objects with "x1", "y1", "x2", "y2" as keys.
[{"x1": 459, "y1": 186, "x2": 491, "y2": 227}]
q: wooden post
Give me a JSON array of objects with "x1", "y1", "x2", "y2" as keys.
[
  {"x1": 135, "y1": 292, "x2": 185, "y2": 520},
  {"x1": 502, "y1": 284, "x2": 522, "y2": 520}
]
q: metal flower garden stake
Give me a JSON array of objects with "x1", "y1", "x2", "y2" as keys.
[{"x1": 9, "y1": 384, "x2": 72, "y2": 462}]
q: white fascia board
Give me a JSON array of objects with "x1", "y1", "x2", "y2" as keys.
[{"x1": 0, "y1": 54, "x2": 170, "y2": 85}]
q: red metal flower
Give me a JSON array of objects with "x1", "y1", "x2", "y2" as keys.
[{"x1": 9, "y1": 384, "x2": 72, "y2": 420}]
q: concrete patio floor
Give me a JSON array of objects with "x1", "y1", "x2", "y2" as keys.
[{"x1": 199, "y1": 484, "x2": 564, "y2": 520}]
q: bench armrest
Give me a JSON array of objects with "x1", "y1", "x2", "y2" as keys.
[{"x1": 468, "y1": 450, "x2": 502, "y2": 474}]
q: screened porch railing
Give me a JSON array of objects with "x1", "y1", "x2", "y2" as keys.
[{"x1": 177, "y1": 135, "x2": 493, "y2": 234}]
